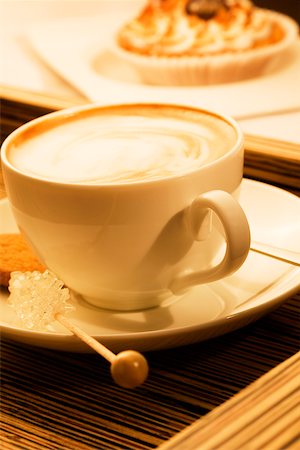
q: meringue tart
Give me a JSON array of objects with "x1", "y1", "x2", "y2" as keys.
[{"x1": 114, "y1": 0, "x2": 299, "y2": 85}]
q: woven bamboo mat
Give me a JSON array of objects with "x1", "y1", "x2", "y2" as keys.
[
  {"x1": 157, "y1": 350, "x2": 300, "y2": 450},
  {"x1": 1, "y1": 293, "x2": 299, "y2": 450}
]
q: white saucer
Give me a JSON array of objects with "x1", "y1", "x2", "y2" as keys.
[
  {"x1": 1, "y1": 179, "x2": 300, "y2": 353},
  {"x1": 26, "y1": 2, "x2": 300, "y2": 119}
]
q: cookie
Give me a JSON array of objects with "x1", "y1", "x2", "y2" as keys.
[{"x1": 0, "y1": 233, "x2": 46, "y2": 287}]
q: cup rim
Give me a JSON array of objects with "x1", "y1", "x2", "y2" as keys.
[{"x1": 1, "y1": 102, "x2": 244, "y2": 188}]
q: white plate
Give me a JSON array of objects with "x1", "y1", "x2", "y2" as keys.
[
  {"x1": 1, "y1": 179, "x2": 300, "y2": 353},
  {"x1": 26, "y1": 1, "x2": 300, "y2": 120}
]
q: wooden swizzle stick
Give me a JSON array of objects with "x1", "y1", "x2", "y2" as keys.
[
  {"x1": 56, "y1": 313, "x2": 149, "y2": 388},
  {"x1": 8, "y1": 270, "x2": 149, "y2": 389}
]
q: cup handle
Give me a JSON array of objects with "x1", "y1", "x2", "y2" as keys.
[{"x1": 169, "y1": 190, "x2": 250, "y2": 294}]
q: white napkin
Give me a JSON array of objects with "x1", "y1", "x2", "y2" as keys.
[{"x1": 25, "y1": 6, "x2": 300, "y2": 120}]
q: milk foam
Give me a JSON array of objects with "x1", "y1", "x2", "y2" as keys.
[{"x1": 9, "y1": 108, "x2": 236, "y2": 184}]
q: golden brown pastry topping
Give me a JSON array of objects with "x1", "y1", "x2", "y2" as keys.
[{"x1": 117, "y1": 0, "x2": 286, "y2": 57}]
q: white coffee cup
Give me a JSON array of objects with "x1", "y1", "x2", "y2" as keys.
[{"x1": 1, "y1": 103, "x2": 250, "y2": 310}]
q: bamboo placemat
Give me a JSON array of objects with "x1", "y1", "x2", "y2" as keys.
[
  {"x1": 1, "y1": 293, "x2": 299, "y2": 450},
  {"x1": 244, "y1": 135, "x2": 300, "y2": 190},
  {"x1": 157, "y1": 350, "x2": 300, "y2": 450}
]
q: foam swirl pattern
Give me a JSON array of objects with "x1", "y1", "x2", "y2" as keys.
[{"x1": 9, "y1": 110, "x2": 235, "y2": 184}]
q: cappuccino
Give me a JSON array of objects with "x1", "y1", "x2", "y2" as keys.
[
  {"x1": 8, "y1": 104, "x2": 237, "y2": 184},
  {"x1": 2, "y1": 103, "x2": 249, "y2": 310}
]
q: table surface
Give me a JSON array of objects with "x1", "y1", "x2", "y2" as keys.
[{"x1": 0, "y1": 100, "x2": 300, "y2": 450}]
